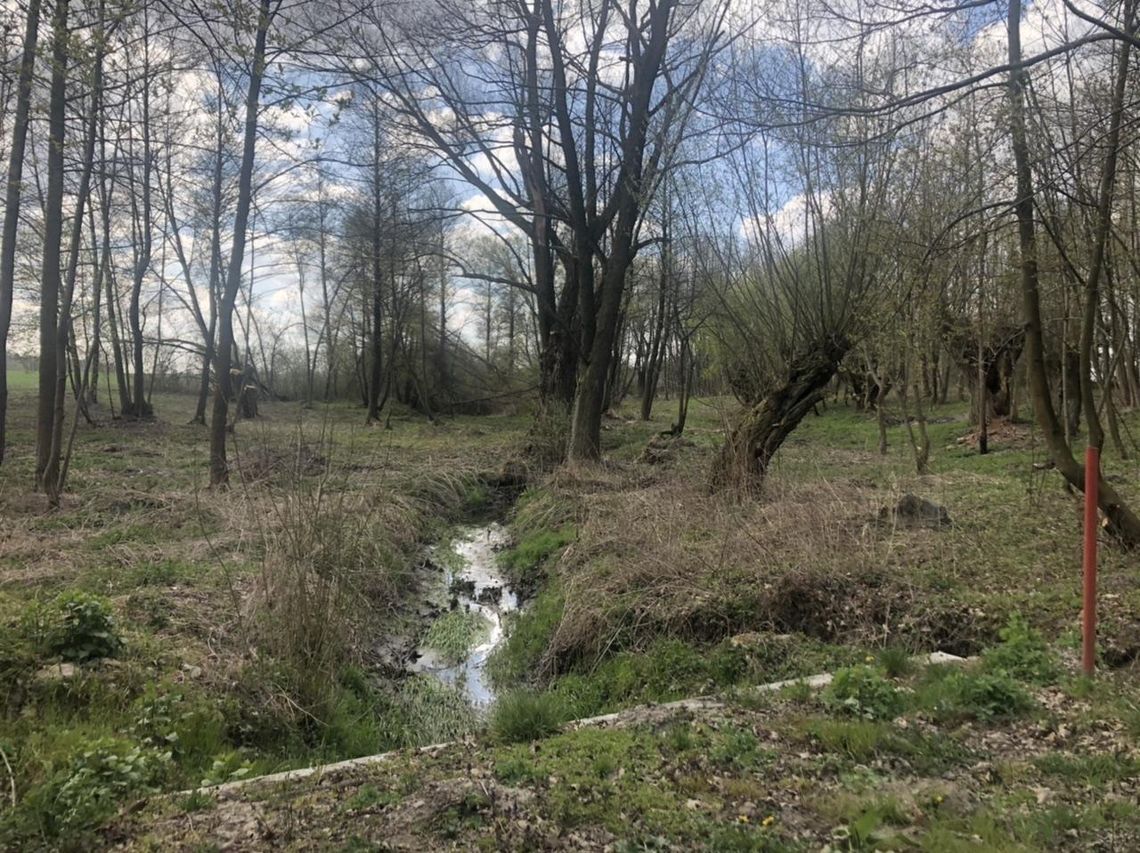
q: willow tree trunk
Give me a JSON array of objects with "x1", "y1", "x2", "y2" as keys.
[
  {"x1": 0, "y1": 0, "x2": 40, "y2": 466},
  {"x1": 711, "y1": 337, "x2": 849, "y2": 496}
]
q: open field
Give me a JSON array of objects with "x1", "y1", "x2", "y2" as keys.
[{"x1": 2, "y1": 379, "x2": 1139, "y2": 850}]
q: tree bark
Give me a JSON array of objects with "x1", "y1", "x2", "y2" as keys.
[
  {"x1": 126, "y1": 31, "x2": 155, "y2": 420},
  {"x1": 1007, "y1": 0, "x2": 1140, "y2": 545},
  {"x1": 45, "y1": 5, "x2": 105, "y2": 505},
  {"x1": 710, "y1": 336, "x2": 849, "y2": 495},
  {"x1": 209, "y1": 0, "x2": 272, "y2": 487},
  {"x1": 0, "y1": 0, "x2": 41, "y2": 466},
  {"x1": 35, "y1": 0, "x2": 70, "y2": 493}
]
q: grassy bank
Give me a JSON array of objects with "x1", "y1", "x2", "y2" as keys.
[{"x1": 0, "y1": 386, "x2": 530, "y2": 848}]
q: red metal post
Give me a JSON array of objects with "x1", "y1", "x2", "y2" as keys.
[{"x1": 1082, "y1": 446, "x2": 1099, "y2": 676}]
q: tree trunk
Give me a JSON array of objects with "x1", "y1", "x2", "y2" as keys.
[
  {"x1": 45, "y1": 8, "x2": 104, "y2": 505},
  {"x1": 568, "y1": 241, "x2": 630, "y2": 460},
  {"x1": 1007, "y1": 0, "x2": 1140, "y2": 545},
  {"x1": 710, "y1": 336, "x2": 849, "y2": 495},
  {"x1": 670, "y1": 336, "x2": 693, "y2": 436},
  {"x1": 127, "y1": 41, "x2": 155, "y2": 420},
  {"x1": 365, "y1": 99, "x2": 385, "y2": 424},
  {"x1": 35, "y1": 0, "x2": 70, "y2": 493},
  {"x1": 640, "y1": 265, "x2": 670, "y2": 420},
  {"x1": 0, "y1": 0, "x2": 40, "y2": 466},
  {"x1": 209, "y1": 0, "x2": 271, "y2": 487}
]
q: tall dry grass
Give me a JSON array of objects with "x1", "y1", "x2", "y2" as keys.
[{"x1": 539, "y1": 457, "x2": 988, "y2": 674}]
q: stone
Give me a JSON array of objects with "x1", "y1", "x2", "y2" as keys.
[
  {"x1": 878, "y1": 493, "x2": 952, "y2": 528},
  {"x1": 35, "y1": 662, "x2": 78, "y2": 682}
]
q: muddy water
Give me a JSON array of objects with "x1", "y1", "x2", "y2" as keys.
[{"x1": 409, "y1": 523, "x2": 517, "y2": 706}]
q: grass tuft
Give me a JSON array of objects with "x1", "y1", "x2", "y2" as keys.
[{"x1": 490, "y1": 689, "x2": 567, "y2": 743}]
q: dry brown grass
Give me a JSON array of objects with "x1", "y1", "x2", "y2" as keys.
[{"x1": 540, "y1": 452, "x2": 994, "y2": 673}]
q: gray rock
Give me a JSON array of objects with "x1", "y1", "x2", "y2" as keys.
[{"x1": 879, "y1": 493, "x2": 952, "y2": 528}]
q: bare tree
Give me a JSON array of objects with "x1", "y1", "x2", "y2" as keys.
[
  {"x1": 209, "y1": 0, "x2": 277, "y2": 487},
  {"x1": 0, "y1": 0, "x2": 41, "y2": 466}
]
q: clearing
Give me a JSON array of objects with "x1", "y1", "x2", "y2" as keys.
[{"x1": 1, "y1": 381, "x2": 1139, "y2": 851}]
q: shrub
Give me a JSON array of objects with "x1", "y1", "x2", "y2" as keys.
[
  {"x1": 490, "y1": 690, "x2": 567, "y2": 743},
  {"x1": 37, "y1": 592, "x2": 123, "y2": 662},
  {"x1": 255, "y1": 487, "x2": 410, "y2": 718},
  {"x1": 130, "y1": 684, "x2": 226, "y2": 767},
  {"x1": 823, "y1": 665, "x2": 905, "y2": 720},
  {"x1": 10, "y1": 738, "x2": 170, "y2": 842},
  {"x1": 981, "y1": 614, "x2": 1059, "y2": 685}
]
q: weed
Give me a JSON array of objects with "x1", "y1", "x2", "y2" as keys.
[
  {"x1": 877, "y1": 647, "x2": 914, "y2": 678},
  {"x1": 1033, "y1": 753, "x2": 1139, "y2": 787},
  {"x1": 432, "y1": 791, "x2": 489, "y2": 840},
  {"x1": 914, "y1": 667, "x2": 1035, "y2": 722},
  {"x1": 423, "y1": 609, "x2": 491, "y2": 663},
  {"x1": 179, "y1": 790, "x2": 215, "y2": 813},
  {"x1": 130, "y1": 683, "x2": 226, "y2": 766},
  {"x1": 127, "y1": 558, "x2": 204, "y2": 587},
  {"x1": 200, "y1": 750, "x2": 254, "y2": 786},
  {"x1": 490, "y1": 689, "x2": 567, "y2": 743},
  {"x1": 665, "y1": 721, "x2": 695, "y2": 752},
  {"x1": 379, "y1": 675, "x2": 478, "y2": 748},
  {"x1": 831, "y1": 800, "x2": 910, "y2": 852},
  {"x1": 344, "y1": 784, "x2": 397, "y2": 811},
  {"x1": 708, "y1": 726, "x2": 768, "y2": 770},
  {"x1": 3, "y1": 738, "x2": 170, "y2": 844},
  {"x1": 31, "y1": 592, "x2": 124, "y2": 662},
  {"x1": 493, "y1": 754, "x2": 538, "y2": 785},
  {"x1": 705, "y1": 823, "x2": 790, "y2": 852},
  {"x1": 981, "y1": 614, "x2": 1059, "y2": 685},
  {"x1": 806, "y1": 718, "x2": 896, "y2": 761},
  {"x1": 823, "y1": 665, "x2": 904, "y2": 720}
]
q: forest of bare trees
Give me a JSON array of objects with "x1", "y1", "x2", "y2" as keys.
[{"x1": 0, "y1": 0, "x2": 1137, "y2": 528}]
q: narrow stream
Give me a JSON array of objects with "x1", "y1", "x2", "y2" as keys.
[{"x1": 408, "y1": 523, "x2": 518, "y2": 706}]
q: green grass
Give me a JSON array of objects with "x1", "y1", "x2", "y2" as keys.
[
  {"x1": 422, "y1": 609, "x2": 491, "y2": 663},
  {"x1": 912, "y1": 666, "x2": 1037, "y2": 723},
  {"x1": 489, "y1": 689, "x2": 567, "y2": 743},
  {"x1": 497, "y1": 524, "x2": 576, "y2": 584},
  {"x1": 4, "y1": 367, "x2": 38, "y2": 391},
  {"x1": 7, "y1": 384, "x2": 1140, "y2": 850},
  {"x1": 489, "y1": 725, "x2": 791, "y2": 847},
  {"x1": 0, "y1": 386, "x2": 529, "y2": 847}
]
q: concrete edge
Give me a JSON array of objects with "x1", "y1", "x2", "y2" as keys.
[{"x1": 186, "y1": 650, "x2": 972, "y2": 798}]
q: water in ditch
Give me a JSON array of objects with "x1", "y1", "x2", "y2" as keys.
[{"x1": 408, "y1": 522, "x2": 518, "y2": 706}]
